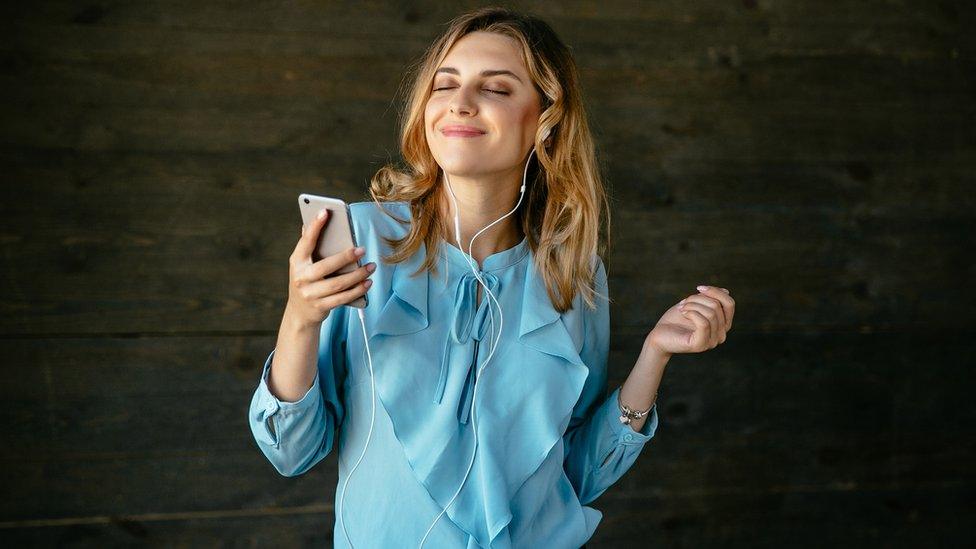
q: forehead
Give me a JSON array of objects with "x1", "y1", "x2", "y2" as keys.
[{"x1": 439, "y1": 31, "x2": 526, "y2": 75}]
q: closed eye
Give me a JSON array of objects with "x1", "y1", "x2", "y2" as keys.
[{"x1": 433, "y1": 86, "x2": 509, "y2": 96}]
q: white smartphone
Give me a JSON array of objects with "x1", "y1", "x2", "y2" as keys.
[{"x1": 298, "y1": 193, "x2": 368, "y2": 309}]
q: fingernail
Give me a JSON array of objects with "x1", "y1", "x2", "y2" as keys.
[
  {"x1": 317, "y1": 209, "x2": 326, "y2": 219},
  {"x1": 355, "y1": 247, "x2": 365, "y2": 256},
  {"x1": 366, "y1": 262, "x2": 376, "y2": 272},
  {"x1": 697, "y1": 285, "x2": 708, "y2": 292}
]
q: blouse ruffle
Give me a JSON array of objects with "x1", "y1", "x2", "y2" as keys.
[{"x1": 360, "y1": 231, "x2": 592, "y2": 547}]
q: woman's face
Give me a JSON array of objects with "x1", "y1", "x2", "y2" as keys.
[{"x1": 424, "y1": 31, "x2": 543, "y2": 180}]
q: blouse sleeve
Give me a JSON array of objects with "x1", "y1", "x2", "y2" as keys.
[
  {"x1": 562, "y1": 257, "x2": 660, "y2": 505},
  {"x1": 247, "y1": 305, "x2": 349, "y2": 477}
]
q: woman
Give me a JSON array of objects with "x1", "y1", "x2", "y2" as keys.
[{"x1": 248, "y1": 7, "x2": 734, "y2": 548}]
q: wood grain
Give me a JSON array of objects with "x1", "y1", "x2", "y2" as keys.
[{"x1": 1, "y1": 1, "x2": 973, "y2": 546}]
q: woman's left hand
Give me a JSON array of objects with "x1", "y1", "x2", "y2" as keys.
[{"x1": 645, "y1": 285, "x2": 735, "y2": 356}]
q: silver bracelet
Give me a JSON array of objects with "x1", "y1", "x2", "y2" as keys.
[{"x1": 618, "y1": 390, "x2": 656, "y2": 425}]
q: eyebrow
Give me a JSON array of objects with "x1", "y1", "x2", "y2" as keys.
[{"x1": 434, "y1": 67, "x2": 524, "y2": 84}]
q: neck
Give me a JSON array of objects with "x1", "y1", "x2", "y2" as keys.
[{"x1": 438, "y1": 172, "x2": 524, "y2": 266}]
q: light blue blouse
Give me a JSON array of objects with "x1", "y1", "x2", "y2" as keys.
[{"x1": 248, "y1": 200, "x2": 660, "y2": 548}]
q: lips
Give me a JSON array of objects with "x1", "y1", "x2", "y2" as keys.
[{"x1": 441, "y1": 125, "x2": 486, "y2": 137}]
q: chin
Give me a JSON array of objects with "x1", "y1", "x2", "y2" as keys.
[
  {"x1": 440, "y1": 163, "x2": 488, "y2": 179},
  {"x1": 433, "y1": 151, "x2": 490, "y2": 177}
]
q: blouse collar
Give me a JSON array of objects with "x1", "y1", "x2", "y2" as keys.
[
  {"x1": 438, "y1": 235, "x2": 530, "y2": 272},
  {"x1": 368, "y1": 238, "x2": 583, "y2": 368}
]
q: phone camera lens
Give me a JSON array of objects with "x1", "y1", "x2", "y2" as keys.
[{"x1": 303, "y1": 198, "x2": 310, "y2": 204}]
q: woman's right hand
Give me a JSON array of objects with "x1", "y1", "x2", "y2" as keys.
[{"x1": 285, "y1": 208, "x2": 376, "y2": 329}]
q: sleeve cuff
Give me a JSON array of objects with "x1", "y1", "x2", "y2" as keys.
[
  {"x1": 256, "y1": 348, "x2": 322, "y2": 417},
  {"x1": 604, "y1": 386, "x2": 659, "y2": 445}
]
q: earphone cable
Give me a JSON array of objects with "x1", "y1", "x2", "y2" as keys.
[{"x1": 340, "y1": 146, "x2": 538, "y2": 549}]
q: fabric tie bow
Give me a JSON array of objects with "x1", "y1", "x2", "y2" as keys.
[{"x1": 433, "y1": 270, "x2": 500, "y2": 425}]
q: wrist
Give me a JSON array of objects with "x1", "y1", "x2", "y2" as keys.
[
  {"x1": 640, "y1": 336, "x2": 672, "y2": 366},
  {"x1": 282, "y1": 303, "x2": 323, "y2": 335}
]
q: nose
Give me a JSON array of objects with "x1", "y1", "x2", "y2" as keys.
[{"x1": 449, "y1": 85, "x2": 478, "y2": 117}]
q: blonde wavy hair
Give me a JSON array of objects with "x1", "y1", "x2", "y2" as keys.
[{"x1": 367, "y1": 6, "x2": 612, "y2": 313}]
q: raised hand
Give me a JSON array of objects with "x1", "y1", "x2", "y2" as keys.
[
  {"x1": 286, "y1": 208, "x2": 375, "y2": 329},
  {"x1": 645, "y1": 285, "x2": 735, "y2": 356}
]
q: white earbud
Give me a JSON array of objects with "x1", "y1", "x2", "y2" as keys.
[{"x1": 342, "y1": 144, "x2": 540, "y2": 549}]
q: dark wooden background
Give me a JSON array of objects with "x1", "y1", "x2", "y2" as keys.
[{"x1": 2, "y1": 1, "x2": 973, "y2": 547}]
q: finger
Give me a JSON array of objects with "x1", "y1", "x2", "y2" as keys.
[
  {"x1": 679, "y1": 309, "x2": 709, "y2": 350},
  {"x1": 695, "y1": 286, "x2": 735, "y2": 331},
  {"x1": 725, "y1": 294, "x2": 735, "y2": 331},
  {"x1": 301, "y1": 272, "x2": 360, "y2": 301},
  {"x1": 295, "y1": 208, "x2": 331, "y2": 261},
  {"x1": 692, "y1": 288, "x2": 728, "y2": 327},
  {"x1": 303, "y1": 261, "x2": 375, "y2": 294},
  {"x1": 306, "y1": 245, "x2": 366, "y2": 280},
  {"x1": 681, "y1": 294, "x2": 727, "y2": 330},
  {"x1": 680, "y1": 302, "x2": 719, "y2": 347},
  {"x1": 698, "y1": 285, "x2": 730, "y2": 295},
  {"x1": 318, "y1": 276, "x2": 372, "y2": 310}
]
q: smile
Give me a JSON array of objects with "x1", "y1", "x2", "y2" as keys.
[{"x1": 441, "y1": 126, "x2": 486, "y2": 137}]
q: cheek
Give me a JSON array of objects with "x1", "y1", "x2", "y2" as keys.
[
  {"x1": 426, "y1": 94, "x2": 448, "y2": 110},
  {"x1": 519, "y1": 106, "x2": 538, "y2": 131},
  {"x1": 485, "y1": 105, "x2": 523, "y2": 132},
  {"x1": 423, "y1": 105, "x2": 436, "y2": 137},
  {"x1": 424, "y1": 99, "x2": 444, "y2": 129}
]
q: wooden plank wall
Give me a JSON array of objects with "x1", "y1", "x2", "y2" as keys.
[{"x1": 2, "y1": 1, "x2": 973, "y2": 546}]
